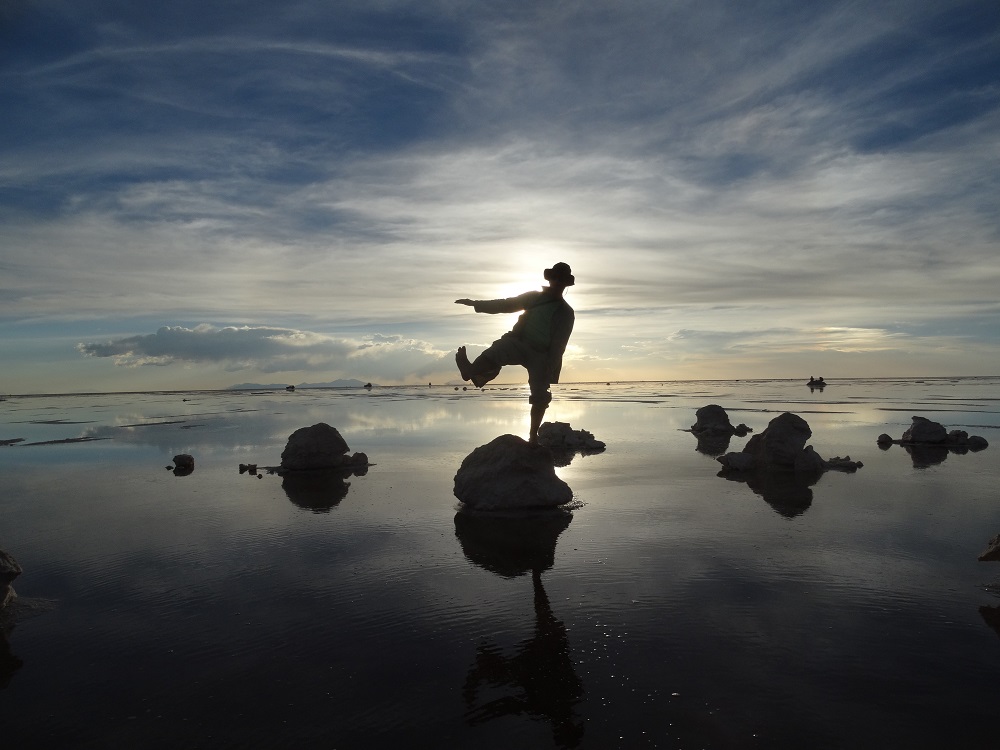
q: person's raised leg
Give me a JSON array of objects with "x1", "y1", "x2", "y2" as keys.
[
  {"x1": 456, "y1": 346, "x2": 474, "y2": 381},
  {"x1": 456, "y1": 347, "x2": 501, "y2": 388}
]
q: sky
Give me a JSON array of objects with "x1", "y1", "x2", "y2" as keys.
[{"x1": 2, "y1": 0, "x2": 999, "y2": 393}]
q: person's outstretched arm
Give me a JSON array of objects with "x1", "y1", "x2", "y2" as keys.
[{"x1": 456, "y1": 292, "x2": 539, "y2": 315}]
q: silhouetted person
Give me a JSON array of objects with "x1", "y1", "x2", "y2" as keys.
[
  {"x1": 463, "y1": 569, "x2": 584, "y2": 747},
  {"x1": 455, "y1": 263, "x2": 575, "y2": 443}
]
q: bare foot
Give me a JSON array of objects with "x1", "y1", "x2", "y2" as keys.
[{"x1": 455, "y1": 346, "x2": 473, "y2": 381}]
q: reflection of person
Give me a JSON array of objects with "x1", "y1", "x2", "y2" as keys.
[
  {"x1": 455, "y1": 263, "x2": 576, "y2": 443},
  {"x1": 463, "y1": 570, "x2": 585, "y2": 747},
  {"x1": 1, "y1": 627, "x2": 23, "y2": 690}
]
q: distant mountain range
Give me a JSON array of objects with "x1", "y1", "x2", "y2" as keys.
[{"x1": 227, "y1": 379, "x2": 372, "y2": 390}]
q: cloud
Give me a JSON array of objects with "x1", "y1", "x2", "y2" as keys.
[
  {"x1": 76, "y1": 324, "x2": 450, "y2": 379},
  {"x1": 4, "y1": 1, "x2": 1000, "y2": 389}
]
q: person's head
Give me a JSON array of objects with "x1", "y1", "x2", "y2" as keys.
[{"x1": 544, "y1": 262, "x2": 575, "y2": 289}]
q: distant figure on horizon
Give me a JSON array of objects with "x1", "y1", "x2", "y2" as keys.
[{"x1": 455, "y1": 263, "x2": 576, "y2": 443}]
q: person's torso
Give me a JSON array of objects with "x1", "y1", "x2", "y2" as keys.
[{"x1": 515, "y1": 294, "x2": 563, "y2": 350}]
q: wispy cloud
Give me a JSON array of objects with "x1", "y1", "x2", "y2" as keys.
[{"x1": 2, "y1": 0, "x2": 999, "y2": 390}]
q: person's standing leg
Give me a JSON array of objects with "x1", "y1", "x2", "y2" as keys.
[
  {"x1": 527, "y1": 360, "x2": 552, "y2": 443},
  {"x1": 529, "y1": 399, "x2": 547, "y2": 444}
]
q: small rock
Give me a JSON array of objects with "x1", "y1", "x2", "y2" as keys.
[
  {"x1": 537, "y1": 422, "x2": 605, "y2": 451},
  {"x1": 173, "y1": 454, "x2": 194, "y2": 470},
  {"x1": 968, "y1": 435, "x2": 989, "y2": 451},
  {"x1": 280, "y1": 423, "x2": 350, "y2": 471},
  {"x1": 691, "y1": 405, "x2": 739, "y2": 436},
  {"x1": 901, "y1": 416, "x2": 947, "y2": 444}
]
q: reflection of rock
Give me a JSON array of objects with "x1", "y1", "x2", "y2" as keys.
[
  {"x1": 1, "y1": 551, "x2": 24, "y2": 690},
  {"x1": 979, "y1": 534, "x2": 1000, "y2": 562},
  {"x1": 902, "y1": 443, "x2": 950, "y2": 468},
  {"x1": 1, "y1": 549, "x2": 21, "y2": 611},
  {"x1": 694, "y1": 432, "x2": 731, "y2": 457},
  {"x1": 454, "y1": 510, "x2": 572, "y2": 578},
  {"x1": 280, "y1": 423, "x2": 368, "y2": 471},
  {"x1": 1, "y1": 625, "x2": 22, "y2": 690},
  {"x1": 719, "y1": 470, "x2": 819, "y2": 518},
  {"x1": 980, "y1": 605, "x2": 1000, "y2": 639},
  {"x1": 281, "y1": 467, "x2": 367, "y2": 513},
  {"x1": 1, "y1": 555, "x2": 20, "y2": 611},
  {"x1": 464, "y1": 571, "x2": 585, "y2": 748},
  {"x1": 454, "y1": 435, "x2": 573, "y2": 510},
  {"x1": 0, "y1": 549, "x2": 24, "y2": 610}
]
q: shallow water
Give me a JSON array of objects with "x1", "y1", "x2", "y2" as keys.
[{"x1": 2, "y1": 378, "x2": 999, "y2": 748}]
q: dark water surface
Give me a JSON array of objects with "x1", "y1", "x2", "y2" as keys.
[{"x1": 2, "y1": 378, "x2": 999, "y2": 748}]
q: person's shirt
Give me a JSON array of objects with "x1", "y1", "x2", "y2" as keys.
[{"x1": 473, "y1": 289, "x2": 575, "y2": 382}]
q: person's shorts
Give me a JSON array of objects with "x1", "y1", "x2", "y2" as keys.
[{"x1": 480, "y1": 333, "x2": 552, "y2": 405}]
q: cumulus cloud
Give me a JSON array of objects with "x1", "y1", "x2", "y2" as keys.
[{"x1": 77, "y1": 324, "x2": 450, "y2": 380}]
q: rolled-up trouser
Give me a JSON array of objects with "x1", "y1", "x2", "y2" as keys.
[{"x1": 476, "y1": 332, "x2": 552, "y2": 405}]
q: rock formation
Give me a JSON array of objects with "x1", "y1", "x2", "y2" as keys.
[
  {"x1": 279, "y1": 423, "x2": 369, "y2": 472},
  {"x1": 717, "y1": 412, "x2": 863, "y2": 474},
  {"x1": 535, "y1": 422, "x2": 606, "y2": 465},
  {"x1": 877, "y1": 416, "x2": 988, "y2": 467},
  {"x1": 688, "y1": 405, "x2": 752, "y2": 456},
  {"x1": 878, "y1": 416, "x2": 989, "y2": 451},
  {"x1": 690, "y1": 405, "x2": 751, "y2": 438},
  {"x1": 454, "y1": 435, "x2": 573, "y2": 510},
  {"x1": 536, "y1": 421, "x2": 605, "y2": 451}
]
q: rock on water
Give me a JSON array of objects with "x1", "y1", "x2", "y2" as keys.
[
  {"x1": 1, "y1": 549, "x2": 21, "y2": 610},
  {"x1": 717, "y1": 412, "x2": 861, "y2": 473},
  {"x1": 902, "y1": 416, "x2": 948, "y2": 444},
  {"x1": 745, "y1": 412, "x2": 813, "y2": 470},
  {"x1": 536, "y1": 421, "x2": 605, "y2": 450},
  {"x1": 690, "y1": 404, "x2": 737, "y2": 435},
  {"x1": 880, "y1": 416, "x2": 989, "y2": 451},
  {"x1": 454, "y1": 434, "x2": 573, "y2": 510},
  {"x1": 691, "y1": 405, "x2": 751, "y2": 437},
  {"x1": 280, "y1": 423, "x2": 351, "y2": 470},
  {"x1": 172, "y1": 454, "x2": 194, "y2": 470}
]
